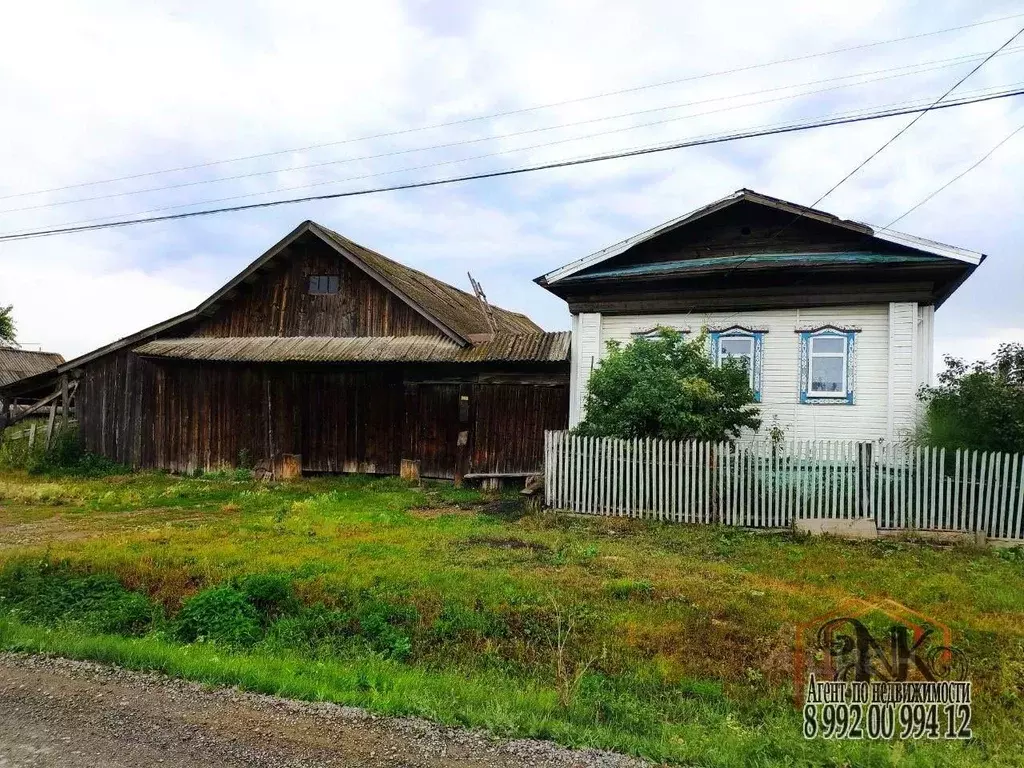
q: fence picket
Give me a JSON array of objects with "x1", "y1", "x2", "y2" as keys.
[
  {"x1": 1016, "y1": 454, "x2": 1024, "y2": 540},
  {"x1": 542, "y1": 434, "x2": 1023, "y2": 540}
]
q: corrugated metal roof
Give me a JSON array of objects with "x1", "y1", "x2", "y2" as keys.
[
  {"x1": 0, "y1": 347, "x2": 64, "y2": 387},
  {"x1": 134, "y1": 332, "x2": 570, "y2": 364},
  {"x1": 315, "y1": 225, "x2": 541, "y2": 337},
  {"x1": 560, "y1": 251, "x2": 947, "y2": 282}
]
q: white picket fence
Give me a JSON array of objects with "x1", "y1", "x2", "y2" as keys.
[{"x1": 544, "y1": 431, "x2": 1024, "y2": 541}]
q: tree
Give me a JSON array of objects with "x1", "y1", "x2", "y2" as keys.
[
  {"x1": 575, "y1": 329, "x2": 761, "y2": 441},
  {"x1": 918, "y1": 343, "x2": 1024, "y2": 453},
  {"x1": 0, "y1": 305, "x2": 14, "y2": 346}
]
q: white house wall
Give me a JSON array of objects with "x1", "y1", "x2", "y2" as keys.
[
  {"x1": 571, "y1": 303, "x2": 926, "y2": 442},
  {"x1": 570, "y1": 312, "x2": 602, "y2": 426}
]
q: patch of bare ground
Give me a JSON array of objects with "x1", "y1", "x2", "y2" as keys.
[{"x1": 0, "y1": 653, "x2": 648, "y2": 768}]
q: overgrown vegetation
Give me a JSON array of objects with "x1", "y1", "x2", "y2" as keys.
[
  {"x1": 917, "y1": 343, "x2": 1024, "y2": 454},
  {"x1": 576, "y1": 329, "x2": 761, "y2": 441},
  {"x1": 0, "y1": 426, "x2": 125, "y2": 477},
  {"x1": 0, "y1": 470, "x2": 1023, "y2": 766}
]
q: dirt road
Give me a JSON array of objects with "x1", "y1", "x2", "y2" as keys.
[{"x1": 0, "y1": 654, "x2": 646, "y2": 768}]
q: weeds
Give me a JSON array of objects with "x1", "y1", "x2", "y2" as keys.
[{"x1": 0, "y1": 471, "x2": 1023, "y2": 765}]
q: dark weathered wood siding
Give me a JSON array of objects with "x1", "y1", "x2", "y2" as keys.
[
  {"x1": 192, "y1": 239, "x2": 442, "y2": 338},
  {"x1": 76, "y1": 354, "x2": 568, "y2": 478}
]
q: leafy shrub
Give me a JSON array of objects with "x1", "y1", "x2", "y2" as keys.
[
  {"x1": 175, "y1": 586, "x2": 261, "y2": 646},
  {"x1": 918, "y1": 344, "x2": 1024, "y2": 453},
  {"x1": 352, "y1": 595, "x2": 419, "y2": 660},
  {"x1": 0, "y1": 560, "x2": 157, "y2": 635},
  {"x1": 236, "y1": 573, "x2": 299, "y2": 625},
  {"x1": 576, "y1": 329, "x2": 760, "y2": 441}
]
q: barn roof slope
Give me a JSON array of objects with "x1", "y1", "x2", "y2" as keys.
[
  {"x1": 134, "y1": 332, "x2": 570, "y2": 364},
  {"x1": 0, "y1": 347, "x2": 65, "y2": 387},
  {"x1": 314, "y1": 225, "x2": 539, "y2": 337}
]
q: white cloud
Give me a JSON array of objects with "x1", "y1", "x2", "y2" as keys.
[{"x1": 0, "y1": 0, "x2": 1022, "y2": 358}]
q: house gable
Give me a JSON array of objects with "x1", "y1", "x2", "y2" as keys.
[{"x1": 537, "y1": 190, "x2": 983, "y2": 314}]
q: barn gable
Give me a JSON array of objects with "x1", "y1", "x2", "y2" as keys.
[
  {"x1": 190, "y1": 232, "x2": 443, "y2": 339},
  {"x1": 190, "y1": 222, "x2": 539, "y2": 343}
]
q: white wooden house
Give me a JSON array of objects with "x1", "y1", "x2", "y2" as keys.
[{"x1": 535, "y1": 189, "x2": 984, "y2": 443}]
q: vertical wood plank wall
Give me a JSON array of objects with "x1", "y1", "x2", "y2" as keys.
[{"x1": 75, "y1": 352, "x2": 568, "y2": 477}]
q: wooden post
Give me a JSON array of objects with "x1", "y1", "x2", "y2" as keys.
[
  {"x1": 28, "y1": 423, "x2": 37, "y2": 447},
  {"x1": 400, "y1": 458, "x2": 421, "y2": 483},
  {"x1": 454, "y1": 386, "x2": 471, "y2": 487},
  {"x1": 857, "y1": 442, "x2": 873, "y2": 519},
  {"x1": 44, "y1": 401, "x2": 58, "y2": 450},
  {"x1": 59, "y1": 374, "x2": 70, "y2": 431}
]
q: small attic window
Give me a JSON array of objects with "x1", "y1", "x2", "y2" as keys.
[
  {"x1": 308, "y1": 275, "x2": 339, "y2": 295},
  {"x1": 740, "y1": 226, "x2": 752, "y2": 236}
]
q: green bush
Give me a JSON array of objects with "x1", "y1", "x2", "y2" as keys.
[
  {"x1": 918, "y1": 344, "x2": 1024, "y2": 454},
  {"x1": 236, "y1": 573, "x2": 299, "y2": 625},
  {"x1": 352, "y1": 595, "x2": 419, "y2": 660},
  {"x1": 175, "y1": 586, "x2": 261, "y2": 646},
  {"x1": 0, "y1": 560, "x2": 157, "y2": 635},
  {"x1": 576, "y1": 329, "x2": 760, "y2": 441}
]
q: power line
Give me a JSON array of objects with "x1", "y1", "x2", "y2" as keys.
[
  {"x1": 2, "y1": 11, "x2": 1023, "y2": 202},
  {"x1": 16, "y1": 81, "x2": 1023, "y2": 235},
  {"x1": 881, "y1": 120, "x2": 1024, "y2": 229},
  {"x1": 1, "y1": 86, "x2": 1021, "y2": 244},
  {"x1": 807, "y1": 23, "x2": 1024, "y2": 209},
  {"x1": 7, "y1": 45, "x2": 1022, "y2": 217}
]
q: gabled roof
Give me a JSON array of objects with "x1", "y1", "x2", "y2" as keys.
[
  {"x1": 0, "y1": 347, "x2": 64, "y2": 387},
  {"x1": 31, "y1": 221, "x2": 541, "y2": 376},
  {"x1": 536, "y1": 188, "x2": 985, "y2": 286}
]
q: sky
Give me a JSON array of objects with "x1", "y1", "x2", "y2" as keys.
[{"x1": 1, "y1": 0, "x2": 1022, "y2": 373}]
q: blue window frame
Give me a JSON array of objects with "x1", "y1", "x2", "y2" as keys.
[
  {"x1": 711, "y1": 327, "x2": 765, "y2": 402},
  {"x1": 798, "y1": 327, "x2": 858, "y2": 405}
]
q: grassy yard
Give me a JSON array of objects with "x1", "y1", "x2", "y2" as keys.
[{"x1": 0, "y1": 469, "x2": 1022, "y2": 766}]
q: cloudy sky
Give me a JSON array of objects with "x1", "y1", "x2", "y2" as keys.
[{"x1": 1, "y1": 1, "x2": 1022, "y2": 371}]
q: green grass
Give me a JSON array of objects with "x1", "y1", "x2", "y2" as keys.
[{"x1": 1, "y1": 469, "x2": 1023, "y2": 766}]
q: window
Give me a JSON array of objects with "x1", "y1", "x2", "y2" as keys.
[
  {"x1": 711, "y1": 328, "x2": 765, "y2": 401},
  {"x1": 308, "y1": 275, "x2": 339, "y2": 295},
  {"x1": 798, "y1": 328, "x2": 858, "y2": 405},
  {"x1": 809, "y1": 336, "x2": 847, "y2": 395}
]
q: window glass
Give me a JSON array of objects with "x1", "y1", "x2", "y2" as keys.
[
  {"x1": 308, "y1": 275, "x2": 339, "y2": 295},
  {"x1": 810, "y1": 356, "x2": 845, "y2": 393},
  {"x1": 719, "y1": 334, "x2": 756, "y2": 390},
  {"x1": 811, "y1": 336, "x2": 845, "y2": 354}
]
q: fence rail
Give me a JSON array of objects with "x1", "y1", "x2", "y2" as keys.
[{"x1": 544, "y1": 431, "x2": 1024, "y2": 541}]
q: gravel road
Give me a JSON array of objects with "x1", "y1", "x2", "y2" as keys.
[{"x1": 0, "y1": 653, "x2": 648, "y2": 768}]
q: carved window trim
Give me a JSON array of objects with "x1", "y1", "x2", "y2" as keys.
[{"x1": 797, "y1": 326, "x2": 859, "y2": 405}]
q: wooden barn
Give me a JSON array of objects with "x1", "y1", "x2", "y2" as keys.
[
  {"x1": 1, "y1": 222, "x2": 569, "y2": 480},
  {"x1": 0, "y1": 347, "x2": 65, "y2": 427}
]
